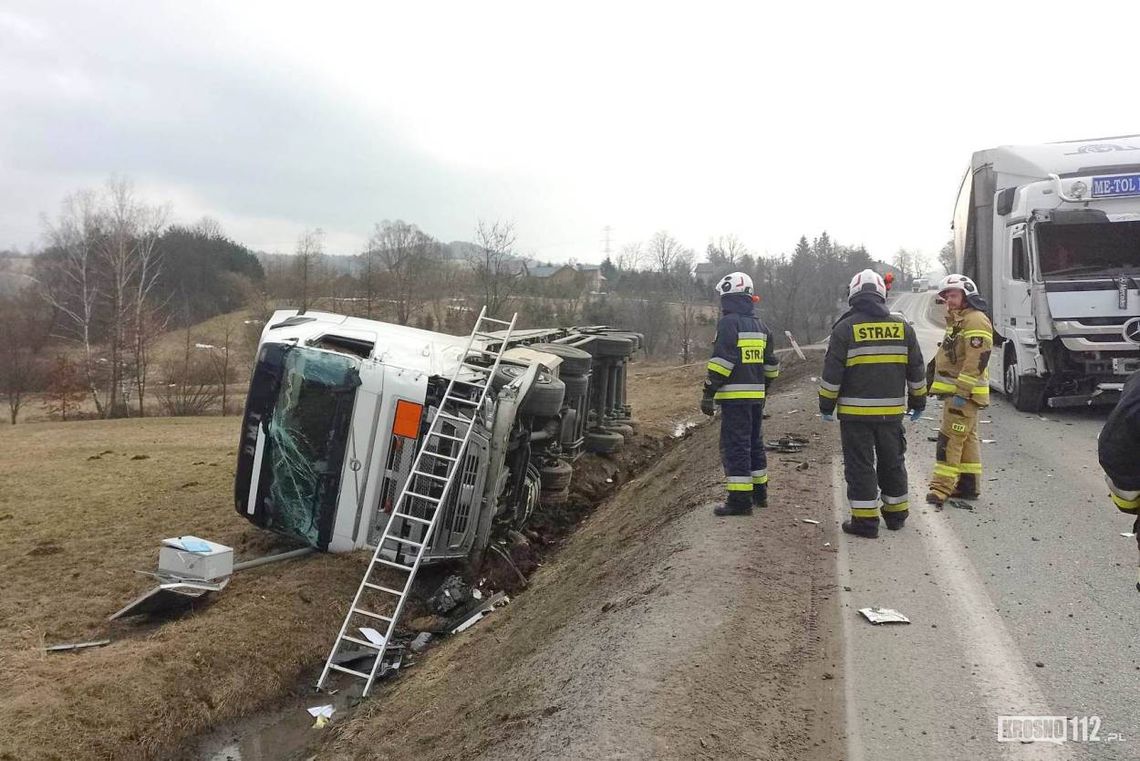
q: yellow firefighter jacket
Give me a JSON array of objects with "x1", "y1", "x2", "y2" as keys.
[{"x1": 930, "y1": 306, "x2": 993, "y2": 406}]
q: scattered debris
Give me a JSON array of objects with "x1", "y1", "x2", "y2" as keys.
[
  {"x1": 859, "y1": 607, "x2": 911, "y2": 625},
  {"x1": 671, "y1": 421, "x2": 698, "y2": 438},
  {"x1": 795, "y1": 462, "x2": 810, "y2": 471},
  {"x1": 981, "y1": 439, "x2": 997, "y2": 444},
  {"x1": 927, "y1": 435, "x2": 938, "y2": 442},
  {"x1": 110, "y1": 537, "x2": 234, "y2": 620},
  {"x1": 45, "y1": 638, "x2": 112, "y2": 653},
  {"x1": 409, "y1": 632, "x2": 434, "y2": 653},
  {"x1": 980, "y1": 419, "x2": 992, "y2": 424},
  {"x1": 130, "y1": 454, "x2": 149, "y2": 460},
  {"x1": 946, "y1": 499, "x2": 974, "y2": 511},
  {"x1": 766, "y1": 434, "x2": 809, "y2": 453},
  {"x1": 359, "y1": 627, "x2": 385, "y2": 647},
  {"x1": 449, "y1": 591, "x2": 509, "y2": 635},
  {"x1": 801, "y1": 518, "x2": 821, "y2": 525},
  {"x1": 823, "y1": 542, "x2": 831, "y2": 547},
  {"x1": 1122, "y1": 532, "x2": 1137, "y2": 539},
  {"x1": 427, "y1": 575, "x2": 474, "y2": 615},
  {"x1": 308, "y1": 704, "x2": 335, "y2": 728}
]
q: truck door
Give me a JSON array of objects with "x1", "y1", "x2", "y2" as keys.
[{"x1": 1004, "y1": 226, "x2": 1034, "y2": 338}]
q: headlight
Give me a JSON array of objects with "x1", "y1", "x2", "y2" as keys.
[{"x1": 1070, "y1": 180, "x2": 1088, "y2": 199}]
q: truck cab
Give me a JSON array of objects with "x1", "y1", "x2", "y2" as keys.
[
  {"x1": 955, "y1": 138, "x2": 1140, "y2": 410},
  {"x1": 234, "y1": 310, "x2": 641, "y2": 563}
]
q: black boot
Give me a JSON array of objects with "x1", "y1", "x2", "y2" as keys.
[
  {"x1": 925, "y1": 492, "x2": 945, "y2": 507},
  {"x1": 882, "y1": 510, "x2": 908, "y2": 531},
  {"x1": 714, "y1": 491, "x2": 753, "y2": 517},
  {"x1": 752, "y1": 483, "x2": 768, "y2": 509},
  {"x1": 951, "y1": 474, "x2": 980, "y2": 500},
  {"x1": 842, "y1": 516, "x2": 879, "y2": 538}
]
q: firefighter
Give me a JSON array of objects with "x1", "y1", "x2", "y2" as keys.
[
  {"x1": 701, "y1": 271, "x2": 780, "y2": 516},
  {"x1": 1097, "y1": 370, "x2": 1140, "y2": 591},
  {"x1": 819, "y1": 269, "x2": 927, "y2": 538},
  {"x1": 925, "y1": 274, "x2": 993, "y2": 506}
]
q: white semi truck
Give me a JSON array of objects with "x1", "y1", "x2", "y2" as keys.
[
  {"x1": 955, "y1": 136, "x2": 1140, "y2": 411},
  {"x1": 233, "y1": 310, "x2": 640, "y2": 564}
]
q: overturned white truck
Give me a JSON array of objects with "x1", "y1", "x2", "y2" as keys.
[{"x1": 233, "y1": 310, "x2": 641, "y2": 563}]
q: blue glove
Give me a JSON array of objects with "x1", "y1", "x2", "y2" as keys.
[
  {"x1": 907, "y1": 408, "x2": 922, "y2": 422},
  {"x1": 821, "y1": 412, "x2": 836, "y2": 422},
  {"x1": 951, "y1": 396, "x2": 967, "y2": 409}
]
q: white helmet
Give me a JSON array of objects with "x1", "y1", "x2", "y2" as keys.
[
  {"x1": 715, "y1": 271, "x2": 754, "y2": 297},
  {"x1": 937, "y1": 273, "x2": 978, "y2": 297},
  {"x1": 848, "y1": 269, "x2": 887, "y2": 301}
]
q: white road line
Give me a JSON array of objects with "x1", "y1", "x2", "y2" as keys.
[{"x1": 833, "y1": 456, "x2": 1073, "y2": 760}]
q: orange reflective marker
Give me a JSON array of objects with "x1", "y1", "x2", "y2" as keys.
[{"x1": 392, "y1": 400, "x2": 423, "y2": 438}]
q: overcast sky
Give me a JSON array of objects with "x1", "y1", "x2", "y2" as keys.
[{"x1": 3, "y1": 1, "x2": 1140, "y2": 264}]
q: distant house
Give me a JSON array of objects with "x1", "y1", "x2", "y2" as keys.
[
  {"x1": 694, "y1": 261, "x2": 721, "y2": 286},
  {"x1": 575, "y1": 263, "x2": 606, "y2": 292}
]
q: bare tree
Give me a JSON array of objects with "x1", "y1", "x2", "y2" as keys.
[
  {"x1": 127, "y1": 197, "x2": 169, "y2": 416},
  {"x1": 206, "y1": 313, "x2": 240, "y2": 416},
  {"x1": 615, "y1": 242, "x2": 644, "y2": 272},
  {"x1": 42, "y1": 189, "x2": 107, "y2": 416},
  {"x1": 367, "y1": 220, "x2": 440, "y2": 325},
  {"x1": 294, "y1": 228, "x2": 325, "y2": 311},
  {"x1": 647, "y1": 231, "x2": 686, "y2": 273},
  {"x1": 937, "y1": 238, "x2": 956, "y2": 276},
  {"x1": 892, "y1": 248, "x2": 916, "y2": 283},
  {"x1": 0, "y1": 291, "x2": 47, "y2": 423},
  {"x1": 706, "y1": 235, "x2": 750, "y2": 268},
  {"x1": 467, "y1": 220, "x2": 523, "y2": 318}
]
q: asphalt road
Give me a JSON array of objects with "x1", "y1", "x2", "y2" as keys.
[{"x1": 834, "y1": 290, "x2": 1138, "y2": 760}]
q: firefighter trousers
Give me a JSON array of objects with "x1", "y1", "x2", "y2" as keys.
[
  {"x1": 719, "y1": 402, "x2": 767, "y2": 499},
  {"x1": 839, "y1": 420, "x2": 909, "y2": 519},
  {"x1": 929, "y1": 398, "x2": 982, "y2": 499}
]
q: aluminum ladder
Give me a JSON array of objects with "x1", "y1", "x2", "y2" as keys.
[{"x1": 316, "y1": 307, "x2": 517, "y2": 696}]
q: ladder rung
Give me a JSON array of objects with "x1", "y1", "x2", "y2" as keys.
[
  {"x1": 393, "y1": 511, "x2": 432, "y2": 526},
  {"x1": 461, "y1": 361, "x2": 492, "y2": 371},
  {"x1": 435, "y1": 412, "x2": 470, "y2": 424},
  {"x1": 328, "y1": 663, "x2": 371, "y2": 680},
  {"x1": 403, "y1": 490, "x2": 442, "y2": 502},
  {"x1": 410, "y1": 469, "x2": 447, "y2": 481},
  {"x1": 446, "y1": 396, "x2": 480, "y2": 406},
  {"x1": 342, "y1": 635, "x2": 385, "y2": 651},
  {"x1": 480, "y1": 316, "x2": 513, "y2": 326},
  {"x1": 375, "y1": 559, "x2": 414, "y2": 572},
  {"x1": 383, "y1": 535, "x2": 424, "y2": 549},
  {"x1": 420, "y1": 451, "x2": 458, "y2": 463},
  {"x1": 363, "y1": 581, "x2": 404, "y2": 595},
  {"x1": 427, "y1": 430, "x2": 464, "y2": 442},
  {"x1": 352, "y1": 607, "x2": 394, "y2": 623}
]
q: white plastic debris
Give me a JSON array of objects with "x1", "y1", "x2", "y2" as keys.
[
  {"x1": 307, "y1": 705, "x2": 335, "y2": 719},
  {"x1": 981, "y1": 439, "x2": 997, "y2": 444},
  {"x1": 1122, "y1": 532, "x2": 1137, "y2": 538},
  {"x1": 359, "y1": 627, "x2": 385, "y2": 646},
  {"x1": 859, "y1": 607, "x2": 911, "y2": 625},
  {"x1": 801, "y1": 518, "x2": 821, "y2": 525}
]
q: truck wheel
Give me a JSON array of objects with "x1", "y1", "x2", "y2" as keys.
[
  {"x1": 530, "y1": 343, "x2": 592, "y2": 375},
  {"x1": 585, "y1": 430, "x2": 623, "y2": 454},
  {"x1": 1004, "y1": 352, "x2": 1045, "y2": 412},
  {"x1": 590, "y1": 335, "x2": 633, "y2": 358},
  {"x1": 521, "y1": 372, "x2": 566, "y2": 417},
  {"x1": 561, "y1": 373, "x2": 589, "y2": 397},
  {"x1": 606, "y1": 423, "x2": 634, "y2": 437},
  {"x1": 605, "y1": 331, "x2": 642, "y2": 353},
  {"x1": 539, "y1": 486, "x2": 570, "y2": 506},
  {"x1": 492, "y1": 363, "x2": 526, "y2": 391},
  {"x1": 539, "y1": 459, "x2": 573, "y2": 491}
]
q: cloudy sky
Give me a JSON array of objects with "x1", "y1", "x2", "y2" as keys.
[{"x1": 3, "y1": 1, "x2": 1139, "y2": 264}]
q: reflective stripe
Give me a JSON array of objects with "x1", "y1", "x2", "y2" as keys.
[
  {"x1": 715, "y1": 390, "x2": 766, "y2": 400},
  {"x1": 958, "y1": 462, "x2": 983, "y2": 475},
  {"x1": 738, "y1": 339, "x2": 767, "y2": 348},
  {"x1": 737, "y1": 331, "x2": 768, "y2": 340},
  {"x1": 838, "y1": 405, "x2": 906, "y2": 415},
  {"x1": 907, "y1": 379, "x2": 926, "y2": 391},
  {"x1": 881, "y1": 493, "x2": 908, "y2": 505},
  {"x1": 958, "y1": 373, "x2": 977, "y2": 384},
  {"x1": 881, "y1": 500, "x2": 909, "y2": 513},
  {"x1": 838, "y1": 396, "x2": 907, "y2": 407},
  {"x1": 846, "y1": 355, "x2": 907, "y2": 366},
  {"x1": 819, "y1": 379, "x2": 841, "y2": 392},
  {"x1": 933, "y1": 463, "x2": 958, "y2": 477},
  {"x1": 751, "y1": 469, "x2": 768, "y2": 484},
  {"x1": 851, "y1": 507, "x2": 880, "y2": 518},
  {"x1": 1111, "y1": 493, "x2": 1140, "y2": 512},
  {"x1": 819, "y1": 387, "x2": 839, "y2": 399},
  {"x1": 1107, "y1": 477, "x2": 1140, "y2": 511},
  {"x1": 849, "y1": 498, "x2": 879, "y2": 508},
  {"x1": 930, "y1": 381, "x2": 957, "y2": 394},
  {"x1": 764, "y1": 364, "x2": 780, "y2": 379},
  {"x1": 727, "y1": 476, "x2": 752, "y2": 484},
  {"x1": 933, "y1": 373, "x2": 956, "y2": 385},
  {"x1": 708, "y1": 356, "x2": 734, "y2": 372},
  {"x1": 961, "y1": 330, "x2": 991, "y2": 340},
  {"x1": 847, "y1": 345, "x2": 908, "y2": 358},
  {"x1": 707, "y1": 361, "x2": 731, "y2": 377},
  {"x1": 911, "y1": 387, "x2": 928, "y2": 397}
]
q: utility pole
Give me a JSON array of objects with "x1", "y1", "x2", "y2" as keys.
[{"x1": 602, "y1": 225, "x2": 613, "y2": 260}]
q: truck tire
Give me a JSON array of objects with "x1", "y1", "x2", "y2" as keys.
[
  {"x1": 591, "y1": 334, "x2": 633, "y2": 358},
  {"x1": 530, "y1": 343, "x2": 592, "y2": 376},
  {"x1": 561, "y1": 373, "x2": 589, "y2": 397},
  {"x1": 540, "y1": 486, "x2": 570, "y2": 506},
  {"x1": 585, "y1": 430, "x2": 623, "y2": 454},
  {"x1": 606, "y1": 331, "x2": 642, "y2": 353},
  {"x1": 1004, "y1": 350, "x2": 1046, "y2": 412},
  {"x1": 539, "y1": 459, "x2": 573, "y2": 491},
  {"x1": 521, "y1": 372, "x2": 566, "y2": 417},
  {"x1": 606, "y1": 423, "x2": 635, "y2": 437}
]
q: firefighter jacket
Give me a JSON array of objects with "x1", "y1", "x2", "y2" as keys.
[
  {"x1": 930, "y1": 306, "x2": 993, "y2": 405},
  {"x1": 704, "y1": 293, "x2": 779, "y2": 404},
  {"x1": 818, "y1": 295, "x2": 926, "y2": 422},
  {"x1": 1098, "y1": 371, "x2": 1140, "y2": 514}
]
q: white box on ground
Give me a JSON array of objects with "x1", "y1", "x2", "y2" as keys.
[{"x1": 159, "y1": 537, "x2": 233, "y2": 580}]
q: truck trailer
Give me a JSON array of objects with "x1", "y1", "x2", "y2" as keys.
[
  {"x1": 955, "y1": 136, "x2": 1140, "y2": 411},
  {"x1": 233, "y1": 309, "x2": 640, "y2": 565}
]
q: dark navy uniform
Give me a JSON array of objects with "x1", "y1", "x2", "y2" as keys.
[
  {"x1": 1098, "y1": 371, "x2": 1140, "y2": 591},
  {"x1": 704, "y1": 293, "x2": 779, "y2": 509},
  {"x1": 820, "y1": 294, "x2": 925, "y2": 530}
]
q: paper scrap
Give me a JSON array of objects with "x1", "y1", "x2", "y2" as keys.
[
  {"x1": 359, "y1": 627, "x2": 385, "y2": 646},
  {"x1": 858, "y1": 607, "x2": 911, "y2": 625},
  {"x1": 1122, "y1": 532, "x2": 1137, "y2": 538},
  {"x1": 307, "y1": 704, "x2": 335, "y2": 719},
  {"x1": 801, "y1": 518, "x2": 821, "y2": 525},
  {"x1": 981, "y1": 439, "x2": 997, "y2": 444}
]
